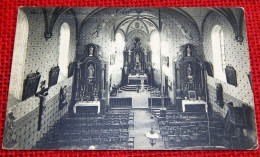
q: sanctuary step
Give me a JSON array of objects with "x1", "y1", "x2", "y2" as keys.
[{"x1": 120, "y1": 84, "x2": 155, "y2": 91}]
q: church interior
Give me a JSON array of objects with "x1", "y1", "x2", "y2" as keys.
[{"x1": 3, "y1": 7, "x2": 257, "y2": 150}]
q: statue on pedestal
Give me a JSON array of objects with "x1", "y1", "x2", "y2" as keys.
[
  {"x1": 187, "y1": 45, "x2": 191, "y2": 56},
  {"x1": 89, "y1": 46, "x2": 94, "y2": 56}
]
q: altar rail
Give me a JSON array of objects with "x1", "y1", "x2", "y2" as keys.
[
  {"x1": 148, "y1": 97, "x2": 171, "y2": 109},
  {"x1": 109, "y1": 97, "x2": 132, "y2": 109}
]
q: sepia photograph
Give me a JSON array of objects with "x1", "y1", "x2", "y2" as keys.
[{"x1": 2, "y1": 7, "x2": 258, "y2": 150}]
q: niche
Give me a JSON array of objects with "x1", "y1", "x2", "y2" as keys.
[{"x1": 86, "y1": 43, "x2": 98, "y2": 57}]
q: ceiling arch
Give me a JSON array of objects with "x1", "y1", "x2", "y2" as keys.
[
  {"x1": 201, "y1": 8, "x2": 244, "y2": 43},
  {"x1": 78, "y1": 7, "x2": 202, "y2": 41}
]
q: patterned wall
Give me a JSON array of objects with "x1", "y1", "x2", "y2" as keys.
[
  {"x1": 79, "y1": 8, "x2": 122, "y2": 102},
  {"x1": 203, "y1": 11, "x2": 256, "y2": 144},
  {"x1": 159, "y1": 9, "x2": 201, "y2": 105},
  {"x1": 4, "y1": 8, "x2": 77, "y2": 149},
  {"x1": 203, "y1": 11, "x2": 253, "y2": 112}
]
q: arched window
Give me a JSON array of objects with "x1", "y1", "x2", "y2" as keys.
[
  {"x1": 9, "y1": 9, "x2": 29, "y2": 100},
  {"x1": 115, "y1": 32, "x2": 125, "y2": 53},
  {"x1": 150, "y1": 30, "x2": 160, "y2": 53},
  {"x1": 150, "y1": 30, "x2": 160, "y2": 68},
  {"x1": 211, "y1": 25, "x2": 226, "y2": 82},
  {"x1": 58, "y1": 22, "x2": 70, "y2": 83}
]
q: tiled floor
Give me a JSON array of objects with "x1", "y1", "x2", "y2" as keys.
[
  {"x1": 117, "y1": 90, "x2": 151, "y2": 108},
  {"x1": 129, "y1": 109, "x2": 165, "y2": 149}
]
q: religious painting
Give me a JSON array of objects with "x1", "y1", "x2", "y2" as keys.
[
  {"x1": 22, "y1": 71, "x2": 41, "y2": 100},
  {"x1": 48, "y1": 66, "x2": 60, "y2": 87},
  {"x1": 3, "y1": 7, "x2": 257, "y2": 151},
  {"x1": 225, "y1": 66, "x2": 237, "y2": 86}
]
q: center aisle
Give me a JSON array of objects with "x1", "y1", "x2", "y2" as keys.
[{"x1": 129, "y1": 109, "x2": 165, "y2": 149}]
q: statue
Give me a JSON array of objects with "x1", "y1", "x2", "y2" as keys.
[
  {"x1": 124, "y1": 61, "x2": 128, "y2": 74},
  {"x1": 89, "y1": 46, "x2": 94, "y2": 56},
  {"x1": 59, "y1": 85, "x2": 68, "y2": 110},
  {"x1": 128, "y1": 49, "x2": 132, "y2": 55},
  {"x1": 35, "y1": 80, "x2": 49, "y2": 131},
  {"x1": 87, "y1": 64, "x2": 95, "y2": 78},
  {"x1": 135, "y1": 53, "x2": 140, "y2": 63},
  {"x1": 187, "y1": 64, "x2": 192, "y2": 76},
  {"x1": 3, "y1": 112, "x2": 17, "y2": 148},
  {"x1": 176, "y1": 51, "x2": 182, "y2": 61},
  {"x1": 134, "y1": 39, "x2": 140, "y2": 48},
  {"x1": 187, "y1": 64, "x2": 193, "y2": 82},
  {"x1": 216, "y1": 83, "x2": 224, "y2": 107},
  {"x1": 147, "y1": 62, "x2": 152, "y2": 73},
  {"x1": 187, "y1": 45, "x2": 191, "y2": 56}
]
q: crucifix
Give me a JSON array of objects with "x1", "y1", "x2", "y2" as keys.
[{"x1": 35, "y1": 80, "x2": 49, "y2": 131}]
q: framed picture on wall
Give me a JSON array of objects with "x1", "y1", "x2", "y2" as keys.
[
  {"x1": 48, "y1": 66, "x2": 60, "y2": 87},
  {"x1": 22, "y1": 71, "x2": 41, "y2": 100},
  {"x1": 225, "y1": 66, "x2": 237, "y2": 86}
]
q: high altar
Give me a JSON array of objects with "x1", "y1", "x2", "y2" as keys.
[{"x1": 122, "y1": 37, "x2": 153, "y2": 85}]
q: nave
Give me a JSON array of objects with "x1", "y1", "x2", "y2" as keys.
[{"x1": 33, "y1": 105, "x2": 229, "y2": 150}]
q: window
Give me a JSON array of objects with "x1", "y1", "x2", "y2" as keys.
[
  {"x1": 9, "y1": 9, "x2": 29, "y2": 100},
  {"x1": 58, "y1": 22, "x2": 70, "y2": 83},
  {"x1": 115, "y1": 32, "x2": 125, "y2": 54},
  {"x1": 150, "y1": 30, "x2": 160, "y2": 53},
  {"x1": 150, "y1": 30, "x2": 160, "y2": 68},
  {"x1": 211, "y1": 25, "x2": 226, "y2": 82}
]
